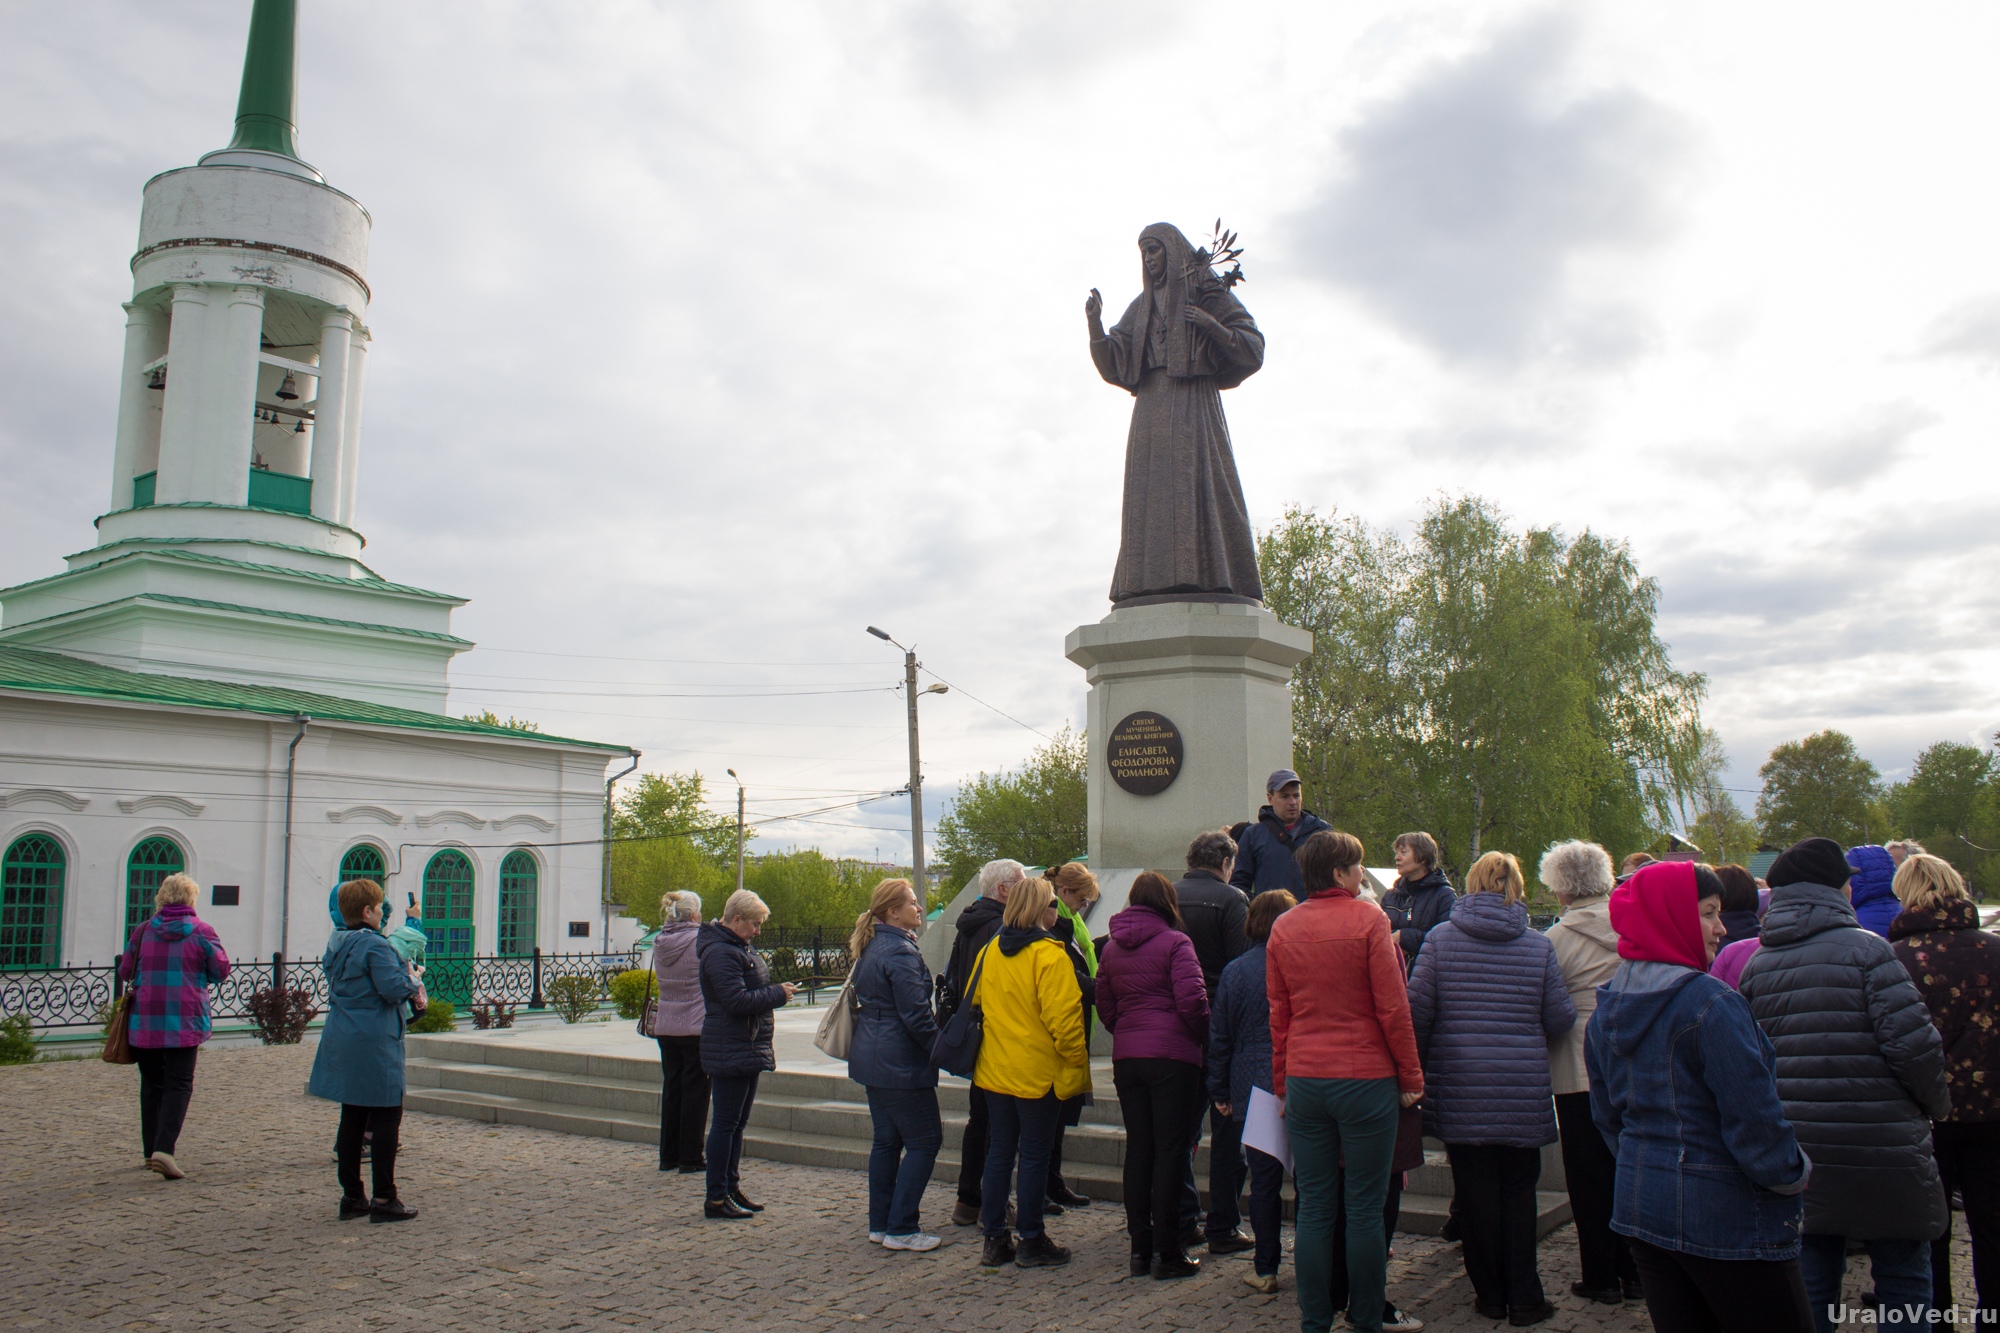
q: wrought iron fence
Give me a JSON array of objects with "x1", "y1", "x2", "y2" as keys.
[
  {"x1": 752, "y1": 925, "x2": 854, "y2": 991},
  {"x1": 0, "y1": 946, "x2": 645, "y2": 1031}
]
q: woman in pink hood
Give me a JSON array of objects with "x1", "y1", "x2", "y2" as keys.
[{"x1": 648, "y1": 891, "x2": 708, "y2": 1173}]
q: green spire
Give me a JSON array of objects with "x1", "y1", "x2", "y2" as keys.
[{"x1": 225, "y1": 0, "x2": 300, "y2": 158}]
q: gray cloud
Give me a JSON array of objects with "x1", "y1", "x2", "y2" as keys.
[
  {"x1": 1287, "y1": 11, "x2": 1691, "y2": 368},
  {"x1": 1920, "y1": 294, "x2": 2000, "y2": 368}
]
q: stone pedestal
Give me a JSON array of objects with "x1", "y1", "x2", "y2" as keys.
[{"x1": 1066, "y1": 600, "x2": 1313, "y2": 879}]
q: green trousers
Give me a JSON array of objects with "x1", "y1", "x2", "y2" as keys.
[{"x1": 1288, "y1": 1076, "x2": 1401, "y2": 1333}]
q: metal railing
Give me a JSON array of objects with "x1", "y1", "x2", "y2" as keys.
[{"x1": 0, "y1": 933, "x2": 860, "y2": 1031}]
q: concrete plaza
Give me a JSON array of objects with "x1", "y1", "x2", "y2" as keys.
[{"x1": 0, "y1": 1040, "x2": 1958, "y2": 1332}]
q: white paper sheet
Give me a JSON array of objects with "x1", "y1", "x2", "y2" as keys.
[{"x1": 1242, "y1": 1086, "x2": 1291, "y2": 1174}]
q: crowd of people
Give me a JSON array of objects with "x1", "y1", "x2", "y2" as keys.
[{"x1": 110, "y1": 766, "x2": 1995, "y2": 1333}]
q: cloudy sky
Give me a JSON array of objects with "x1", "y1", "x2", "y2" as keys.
[{"x1": 5, "y1": 1, "x2": 1999, "y2": 858}]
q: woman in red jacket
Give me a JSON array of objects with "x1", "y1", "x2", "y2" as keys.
[{"x1": 1268, "y1": 831, "x2": 1424, "y2": 1333}]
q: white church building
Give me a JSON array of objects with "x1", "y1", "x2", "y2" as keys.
[{"x1": 0, "y1": 2, "x2": 634, "y2": 984}]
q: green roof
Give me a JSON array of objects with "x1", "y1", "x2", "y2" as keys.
[
  {"x1": 6, "y1": 593, "x2": 473, "y2": 646},
  {"x1": 4, "y1": 547, "x2": 462, "y2": 604},
  {"x1": 0, "y1": 643, "x2": 629, "y2": 752}
]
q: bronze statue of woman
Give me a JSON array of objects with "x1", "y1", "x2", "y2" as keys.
[{"x1": 1086, "y1": 222, "x2": 1265, "y2": 605}]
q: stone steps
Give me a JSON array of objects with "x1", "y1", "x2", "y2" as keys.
[{"x1": 404, "y1": 1034, "x2": 1571, "y2": 1237}]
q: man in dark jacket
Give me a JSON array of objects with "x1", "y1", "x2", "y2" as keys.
[
  {"x1": 1381, "y1": 830, "x2": 1455, "y2": 971},
  {"x1": 1175, "y1": 829, "x2": 1255, "y2": 1254},
  {"x1": 1739, "y1": 836, "x2": 1951, "y2": 1330},
  {"x1": 942, "y1": 858, "x2": 1025, "y2": 1228},
  {"x1": 1229, "y1": 769, "x2": 1332, "y2": 895}
]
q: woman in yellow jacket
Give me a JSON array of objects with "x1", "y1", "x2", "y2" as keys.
[{"x1": 969, "y1": 875, "x2": 1090, "y2": 1270}]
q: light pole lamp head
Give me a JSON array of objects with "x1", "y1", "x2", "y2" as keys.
[
  {"x1": 923, "y1": 684, "x2": 948, "y2": 696},
  {"x1": 866, "y1": 626, "x2": 891, "y2": 641}
]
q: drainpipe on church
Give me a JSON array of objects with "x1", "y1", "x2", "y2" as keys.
[
  {"x1": 602, "y1": 750, "x2": 640, "y2": 955},
  {"x1": 279, "y1": 714, "x2": 310, "y2": 959}
]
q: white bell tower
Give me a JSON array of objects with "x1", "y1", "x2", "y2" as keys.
[{"x1": 0, "y1": 0, "x2": 469, "y2": 714}]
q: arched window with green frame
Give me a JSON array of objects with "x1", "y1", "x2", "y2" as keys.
[
  {"x1": 421, "y1": 850, "x2": 475, "y2": 958},
  {"x1": 497, "y1": 850, "x2": 538, "y2": 957},
  {"x1": 2, "y1": 834, "x2": 66, "y2": 969},
  {"x1": 125, "y1": 836, "x2": 185, "y2": 939},
  {"x1": 339, "y1": 844, "x2": 387, "y2": 886}
]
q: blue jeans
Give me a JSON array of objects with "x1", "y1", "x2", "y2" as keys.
[
  {"x1": 1800, "y1": 1234, "x2": 1931, "y2": 1333},
  {"x1": 705, "y1": 1073, "x2": 759, "y2": 1202},
  {"x1": 1248, "y1": 1142, "x2": 1286, "y2": 1276},
  {"x1": 866, "y1": 1085, "x2": 942, "y2": 1236},
  {"x1": 981, "y1": 1090, "x2": 1060, "y2": 1241},
  {"x1": 1290, "y1": 1076, "x2": 1401, "y2": 1333}
]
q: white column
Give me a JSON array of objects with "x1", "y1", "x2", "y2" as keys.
[
  {"x1": 195, "y1": 284, "x2": 266, "y2": 506},
  {"x1": 153, "y1": 285, "x2": 212, "y2": 505},
  {"x1": 108, "y1": 302, "x2": 168, "y2": 512},
  {"x1": 336, "y1": 326, "x2": 370, "y2": 530},
  {"x1": 309, "y1": 309, "x2": 353, "y2": 521}
]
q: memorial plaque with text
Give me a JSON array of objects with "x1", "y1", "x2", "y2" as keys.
[{"x1": 1107, "y1": 711, "x2": 1183, "y2": 796}]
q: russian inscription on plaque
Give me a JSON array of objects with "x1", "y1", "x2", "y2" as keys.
[{"x1": 1107, "y1": 711, "x2": 1184, "y2": 796}]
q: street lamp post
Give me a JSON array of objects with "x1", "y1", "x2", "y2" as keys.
[
  {"x1": 726, "y1": 767, "x2": 746, "y2": 894},
  {"x1": 868, "y1": 626, "x2": 946, "y2": 904}
]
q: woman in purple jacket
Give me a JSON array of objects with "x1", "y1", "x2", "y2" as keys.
[
  {"x1": 117, "y1": 872, "x2": 231, "y2": 1180},
  {"x1": 649, "y1": 890, "x2": 708, "y2": 1174},
  {"x1": 1097, "y1": 871, "x2": 1210, "y2": 1280}
]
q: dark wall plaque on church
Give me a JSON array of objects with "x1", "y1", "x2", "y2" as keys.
[{"x1": 1107, "y1": 711, "x2": 1183, "y2": 796}]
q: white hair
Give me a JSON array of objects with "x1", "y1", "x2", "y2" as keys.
[
  {"x1": 722, "y1": 889, "x2": 770, "y2": 924},
  {"x1": 673, "y1": 890, "x2": 703, "y2": 922},
  {"x1": 1540, "y1": 840, "x2": 1614, "y2": 904},
  {"x1": 974, "y1": 858, "x2": 1027, "y2": 900}
]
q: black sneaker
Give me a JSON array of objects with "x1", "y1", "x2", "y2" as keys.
[
  {"x1": 1015, "y1": 1234, "x2": 1071, "y2": 1268},
  {"x1": 980, "y1": 1232, "x2": 1017, "y2": 1267},
  {"x1": 369, "y1": 1198, "x2": 419, "y2": 1224},
  {"x1": 338, "y1": 1195, "x2": 371, "y2": 1221},
  {"x1": 1571, "y1": 1282, "x2": 1622, "y2": 1305},
  {"x1": 1207, "y1": 1229, "x2": 1255, "y2": 1256}
]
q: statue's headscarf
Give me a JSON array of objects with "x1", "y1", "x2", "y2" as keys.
[{"x1": 1134, "y1": 222, "x2": 1199, "y2": 380}]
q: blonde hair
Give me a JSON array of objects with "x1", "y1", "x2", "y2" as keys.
[
  {"x1": 1466, "y1": 851, "x2": 1525, "y2": 904},
  {"x1": 850, "y1": 878, "x2": 916, "y2": 957},
  {"x1": 722, "y1": 889, "x2": 770, "y2": 925},
  {"x1": 1893, "y1": 853, "x2": 1967, "y2": 915},
  {"x1": 1002, "y1": 876, "x2": 1055, "y2": 930},
  {"x1": 1539, "y1": 841, "x2": 1612, "y2": 904},
  {"x1": 1047, "y1": 862, "x2": 1099, "y2": 906},
  {"x1": 156, "y1": 872, "x2": 200, "y2": 909},
  {"x1": 336, "y1": 877, "x2": 384, "y2": 925},
  {"x1": 660, "y1": 890, "x2": 702, "y2": 923}
]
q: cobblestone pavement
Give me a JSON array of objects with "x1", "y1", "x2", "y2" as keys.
[{"x1": 0, "y1": 1044, "x2": 1970, "y2": 1331}]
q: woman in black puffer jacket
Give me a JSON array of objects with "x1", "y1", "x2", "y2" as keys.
[
  {"x1": 1889, "y1": 854, "x2": 2000, "y2": 1322},
  {"x1": 697, "y1": 890, "x2": 795, "y2": 1220},
  {"x1": 1739, "y1": 837, "x2": 1950, "y2": 1332}
]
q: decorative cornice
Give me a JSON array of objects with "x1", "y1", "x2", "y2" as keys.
[
  {"x1": 1, "y1": 788, "x2": 90, "y2": 812},
  {"x1": 415, "y1": 810, "x2": 486, "y2": 829},
  {"x1": 117, "y1": 794, "x2": 206, "y2": 817},
  {"x1": 492, "y1": 813, "x2": 555, "y2": 833},
  {"x1": 326, "y1": 804, "x2": 403, "y2": 826},
  {"x1": 131, "y1": 236, "x2": 370, "y2": 301}
]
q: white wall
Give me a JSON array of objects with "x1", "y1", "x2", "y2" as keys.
[{"x1": 0, "y1": 693, "x2": 619, "y2": 967}]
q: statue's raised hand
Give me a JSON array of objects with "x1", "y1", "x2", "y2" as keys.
[{"x1": 1086, "y1": 287, "x2": 1105, "y2": 336}]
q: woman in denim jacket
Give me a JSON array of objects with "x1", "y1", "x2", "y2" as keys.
[{"x1": 1587, "y1": 861, "x2": 1813, "y2": 1333}]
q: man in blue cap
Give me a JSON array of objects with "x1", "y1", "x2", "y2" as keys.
[{"x1": 1229, "y1": 769, "x2": 1332, "y2": 895}]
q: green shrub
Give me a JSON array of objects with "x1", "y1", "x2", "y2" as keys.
[
  {"x1": 0, "y1": 1013, "x2": 35, "y2": 1065},
  {"x1": 546, "y1": 975, "x2": 599, "y2": 1024},
  {"x1": 408, "y1": 999, "x2": 457, "y2": 1033},
  {"x1": 609, "y1": 968, "x2": 657, "y2": 1020}
]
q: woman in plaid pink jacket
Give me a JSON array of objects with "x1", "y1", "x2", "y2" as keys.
[{"x1": 117, "y1": 872, "x2": 230, "y2": 1179}]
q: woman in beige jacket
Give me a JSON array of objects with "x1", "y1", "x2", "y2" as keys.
[{"x1": 1540, "y1": 840, "x2": 1640, "y2": 1307}]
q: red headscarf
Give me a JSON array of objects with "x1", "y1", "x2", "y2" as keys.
[{"x1": 1608, "y1": 861, "x2": 1707, "y2": 971}]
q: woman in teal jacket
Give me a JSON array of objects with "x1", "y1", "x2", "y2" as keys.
[{"x1": 309, "y1": 878, "x2": 426, "y2": 1222}]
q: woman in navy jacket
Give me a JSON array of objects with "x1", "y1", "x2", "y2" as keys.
[
  {"x1": 846, "y1": 878, "x2": 943, "y2": 1251},
  {"x1": 698, "y1": 890, "x2": 795, "y2": 1219},
  {"x1": 1588, "y1": 861, "x2": 1813, "y2": 1333}
]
